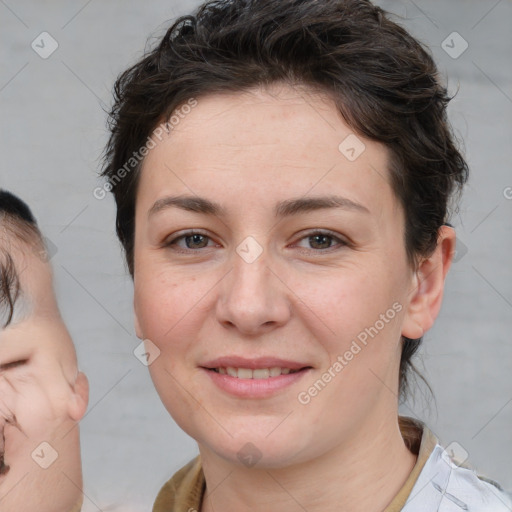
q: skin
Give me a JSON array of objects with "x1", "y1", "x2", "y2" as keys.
[
  {"x1": 133, "y1": 82, "x2": 455, "y2": 512},
  {"x1": 0, "y1": 235, "x2": 89, "y2": 512}
]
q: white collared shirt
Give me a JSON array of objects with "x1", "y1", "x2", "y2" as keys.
[{"x1": 403, "y1": 443, "x2": 512, "y2": 511}]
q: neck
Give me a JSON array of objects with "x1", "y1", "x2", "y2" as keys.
[{"x1": 199, "y1": 412, "x2": 417, "y2": 512}]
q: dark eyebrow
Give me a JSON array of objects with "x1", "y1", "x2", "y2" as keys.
[
  {"x1": 148, "y1": 194, "x2": 370, "y2": 218},
  {"x1": 149, "y1": 195, "x2": 224, "y2": 217},
  {"x1": 274, "y1": 195, "x2": 370, "y2": 216}
]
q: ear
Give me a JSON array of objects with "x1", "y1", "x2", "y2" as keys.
[
  {"x1": 68, "y1": 371, "x2": 89, "y2": 422},
  {"x1": 401, "y1": 225, "x2": 456, "y2": 340},
  {"x1": 134, "y1": 297, "x2": 143, "y2": 339}
]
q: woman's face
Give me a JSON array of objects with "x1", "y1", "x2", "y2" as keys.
[
  {"x1": 0, "y1": 245, "x2": 88, "y2": 511},
  {"x1": 133, "y1": 83, "x2": 423, "y2": 468}
]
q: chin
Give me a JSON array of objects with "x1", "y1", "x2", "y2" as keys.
[{"x1": 197, "y1": 427, "x2": 307, "y2": 469}]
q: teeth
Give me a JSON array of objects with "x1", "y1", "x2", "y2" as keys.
[
  {"x1": 226, "y1": 367, "x2": 237, "y2": 377},
  {"x1": 237, "y1": 368, "x2": 253, "y2": 379},
  {"x1": 253, "y1": 368, "x2": 269, "y2": 379},
  {"x1": 269, "y1": 366, "x2": 282, "y2": 377},
  {"x1": 215, "y1": 367, "x2": 301, "y2": 379}
]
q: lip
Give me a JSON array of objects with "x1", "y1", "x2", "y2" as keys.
[
  {"x1": 200, "y1": 356, "x2": 312, "y2": 399},
  {"x1": 200, "y1": 356, "x2": 311, "y2": 371}
]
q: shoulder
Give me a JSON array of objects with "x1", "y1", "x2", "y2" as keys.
[
  {"x1": 153, "y1": 455, "x2": 204, "y2": 512},
  {"x1": 404, "y1": 444, "x2": 512, "y2": 511}
]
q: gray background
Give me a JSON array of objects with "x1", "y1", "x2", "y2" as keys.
[{"x1": 1, "y1": 0, "x2": 511, "y2": 510}]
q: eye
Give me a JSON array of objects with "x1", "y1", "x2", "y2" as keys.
[
  {"x1": 163, "y1": 230, "x2": 217, "y2": 251},
  {"x1": 162, "y1": 229, "x2": 347, "y2": 253},
  {"x1": 0, "y1": 359, "x2": 28, "y2": 372},
  {"x1": 294, "y1": 230, "x2": 347, "y2": 251}
]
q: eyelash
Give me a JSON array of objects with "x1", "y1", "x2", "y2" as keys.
[
  {"x1": 0, "y1": 359, "x2": 28, "y2": 372},
  {"x1": 164, "y1": 229, "x2": 347, "y2": 253}
]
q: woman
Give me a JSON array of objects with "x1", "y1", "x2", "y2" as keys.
[{"x1": 101, "y1": 0, "x2": 511, "y2": 510}]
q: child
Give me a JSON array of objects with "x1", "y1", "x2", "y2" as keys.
[{"x1": 0, "y1": 190, "x2": 89, "y2": 512}]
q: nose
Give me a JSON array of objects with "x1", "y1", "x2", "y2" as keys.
[{"x1": 215, "y1": 246, "x2": 291, "y2": 336}]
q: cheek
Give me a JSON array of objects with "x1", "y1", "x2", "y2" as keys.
[
  {"x1": 18, "y1": 384, "x2": 68, "y2": 429},
  {"x1": 134, "y1": 267, "x2": 210, "y2": 351},
  {"x1": 3, "y1": 387, "x2": 53, "y2": 462},
  {"x1": 292, "y1": 265, "x2": 405, "y2": 376},
  {"x1": 295, "y1": 267, "x2": 394, "y2": 333}
]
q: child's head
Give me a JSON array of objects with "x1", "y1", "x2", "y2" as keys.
[{"x1": 0, "y1": 190, "x2": 88, "y2": 512}]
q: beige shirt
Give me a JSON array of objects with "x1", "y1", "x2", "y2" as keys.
[{"x1": 153, "y1": 416, "x2": 438, "y2": 512}]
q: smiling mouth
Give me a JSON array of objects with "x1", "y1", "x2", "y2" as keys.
[
  {"x1": 206, "y1": 366, "x2": 311, "y2": 379},
  {"x1": 0, "y1": 455, "x2": 9, "y2": 476},
  {"x1": 0, "y1": 413, "x2": 20, "y2": 478},
  {"x1": 0, "y1": 432, "x2": 9, "y2": 476}
]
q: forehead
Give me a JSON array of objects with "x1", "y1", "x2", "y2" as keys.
[
  {"x1": 137, "y1": 84, "x2": 398, "y2": 221},
  {"x1": 0, "y1": 236, "x2": 53, "y2": 325},
  {"x1": 0, "y1": 229, "x2": 77, "y2": 373},
  {"x1": 0, "y1": 294, "x2": 32, "y2": 330},
  {"x1": 0, "y1": 266, "x2": 74, "y2": 364}
]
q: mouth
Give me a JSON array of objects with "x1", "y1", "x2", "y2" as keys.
[
  {"x1": 0, "y1": 455, "x2": 9, "y2": 476},
  {"x1": 206, "y1": 366, "x2": 310, "y2": 379},
  {"x1": 0, "y1": 432, "x2": 9, "y2": 476},
  {"x1": 0, "y1": 412, "x2": 20, "y2": 479},
  {"x1": 200, "y1": 357, "x2": 313, "y2": 398}
]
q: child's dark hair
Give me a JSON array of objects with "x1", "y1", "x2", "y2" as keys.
[
  {"x1": 0, "y1": 190, "x2": 42, "y2": 328},
  {"x1": 101, "y1": 0, "x2": 469, "y2": 400}
]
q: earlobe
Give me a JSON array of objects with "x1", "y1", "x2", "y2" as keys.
[
  {"x1": 68, "y1": 371, "x2": 89, "y2": 422},
  {"x1": 134, "y1": 298, "x2": 143, "y2": 339},
  {"x1": 401, "y1": 226, "x2": 456, "y2": 340}
]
